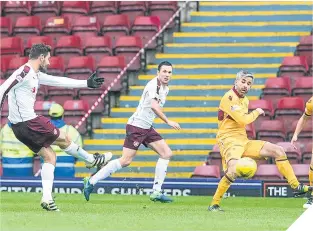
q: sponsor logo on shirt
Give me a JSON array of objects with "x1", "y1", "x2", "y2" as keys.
[{"x1": 231, "y1": 105, "x2": 241, "y2": 111}]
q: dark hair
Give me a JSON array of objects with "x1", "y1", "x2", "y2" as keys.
[
  {"x1": 29, "y1": 43, "x2": 51, "y2": 60},
  {"x1": 158, "y1": 61, "x2": 172, "y2": 71}
]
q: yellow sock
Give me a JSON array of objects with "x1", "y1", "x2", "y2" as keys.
[
  {"x1": 309, "y1": 164, "x2": 313, "y2": 196},
  {"x1": 275, "y1": 156, "x2": 299, "y2": 189},
  {"x1": 210, "y1": 175, "x2": 233, "y2": 206}
]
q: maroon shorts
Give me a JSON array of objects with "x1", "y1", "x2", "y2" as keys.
[
  {"x1": 11, "y1": 115, "x2": 60, "y2": 153},
  {"x1": 123, "y1": 124, "x2": 163, "y2": 150}
]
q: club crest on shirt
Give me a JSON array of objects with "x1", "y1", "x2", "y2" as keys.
[{"x1": 228, "y1": 95, "x2": 232, "y2": 101}]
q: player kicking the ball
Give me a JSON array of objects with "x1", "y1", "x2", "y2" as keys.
[
  {"x1": 0, "y1": 44, "x2": 112, "y2": 211},
  {"x1": 83, "y1": 61, "x2": 181, "y2": 203},
  {"x1": 291, "y1": 96, "x2": 313, "y2": 208},
  {"x1": 208, "y1": 70, "x2": 312, "y2": 212}
]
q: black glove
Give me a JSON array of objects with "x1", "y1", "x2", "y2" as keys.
[{"x1": 87, "y1": 72, "x2": 104, "y2": 89}]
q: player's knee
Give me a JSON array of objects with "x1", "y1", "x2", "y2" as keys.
[
  {"x1": 159, "y1": 149, "x2": 173, "y2": 160},
  {"x1": 226, "y1": 159, "x2": 238, "y2": 179},
  {"x1": 41, "y1": 153, "x2": 56, "y2": 165},
  {"x1": 272, "y1": 145, "x2": 286, "y2": 159},
  {"x1": 119, "y1": 156, "x2": 133, "y2": 167}
]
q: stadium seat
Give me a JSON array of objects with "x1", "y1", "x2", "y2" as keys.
[
  {"x1": 54, "y1": 35, "x2": 83, "y2": 65},
  {"x1": 131, "y1": 16, "x2": 161, "y2": 49},
  {"x1": 291, "y1": 164, "x2": 310, "y2": 180},
  {"x1": 5, "y1": 56, "x2": 28, "y2": 78},
  {"x1": 61, "y1": 1, "x2": 89, "y2": 25},
  {"x1": 3, "y1": 1, "x2": 31, "y2": 26},
  {"x1": 292, "y1": 77, "x2": 313, "y2": 103},
  {"x1": 65, "y1": 56, "x2": 95, "y2": 80},
  {"x1": 118, "y1": 1, "x2": 146, "y2": 25},
  {"x1": 115, "y1": 36, "x2": 142, "y2": 71},
  {"x1": 191, "y1": 165, "x2": 220, "y2": 178},
  {"x1": 63, "y1": 100, "x2": 89, "y2": 134},
  {"x1": 287, "y1": 120, "x2": 312, "y2": 144},
  {"x1": 13, "y1": 16, "x2": 42, "y2": 48},
  {"x1": 148, "y1": 1, "x2": 178, "y2": 28},
  {"x1": 275, "y1": 97, "x2": 304, "y2": 129},
  {"x1": 90, "y1": 1, "x2": 117, "y2": 24},
  {"x1": 249, "y1": 99, "x2": 274, "y2": 130},
  {"x1": 262, "y1": 77, "x2": 291, "y2": 108},
  {"x1": 25, "y1": 36, "x2": 54, "y2": 57},
  {"x1": 1, "y1": 37, "x2": 24, "y2": 57},
  {"x1": 253, "y1": 165, "x2": 283, "y2": 180},
  {"x1": 257, "y1": 120, "x2": 286, "y2": 143},
  {"x1": 42, "y1": 16, "x2": 71, "y2": 46},
  {"x1": 71, "y1": 16, "x2": 100, "y2": 47},
  {"x1": 0, "y1": 56, "x2": 13, "y2": 79},
  {"x1": 206, "y1": 144, "x2": 222, "y2": 167},
  {"x1": 31, "y1": 1, "x2": 60, "y2": 27},
  {"x1": 277, "y1": 142, "x2": 302, "y2": 164},
  {"x1": 302, "y1": 143, "x2": 312, "y2": 164},
  {"x1": 246, "y1": 123, "x2": 256, "y2": 139},
  {"x1": 46, "y1": 56, "x2": 65, "y2": 76},
  {"x1": 296, "y1": 35, "x2": 313, "y2": 68},
  {"x1": 0, "y1": 17, "x2": 12, "y2": 37},
  {"x1": 278, "y1": 56, "x2": 309, "y2": 83},
  {"x1": 101, "y1": 14, "x2": 130, "y2": 48},
  {"x1": 84, "y1": 36, "x2": 112, "y2": 64},
  {"x1": 34, "y1": 101, "x2": 55, "y2": 116}
]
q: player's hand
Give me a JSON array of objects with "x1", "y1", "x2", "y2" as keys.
[
  {"x1": 87, "y1": 72, "x2": 104, "y2": 88},
  {"x1": 291, "y1": 136, "x2": 298, "y2": 149},
  {"x1": 167, "y1": 120, "x2": 181, "y2": 130},
  {"x1": 255, "y1": 108, "x2": 265, "y2": 116}
]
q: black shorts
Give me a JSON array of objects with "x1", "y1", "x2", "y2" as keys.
[{"x1": 11, "y1": 115, "x2": 60, "y2": 153}]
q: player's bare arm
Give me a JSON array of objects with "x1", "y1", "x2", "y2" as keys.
[{"x1": 151, "y1": 99, "x2": 181, "y2": 130}]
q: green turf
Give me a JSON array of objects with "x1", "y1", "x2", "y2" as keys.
[{"x1": 0, "y1": 192, "x2": 305, "y2": 231}]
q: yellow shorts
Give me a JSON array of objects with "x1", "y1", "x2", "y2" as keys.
[{"x1": 217, "y1": 136, "x2": 267, "y2": 171}]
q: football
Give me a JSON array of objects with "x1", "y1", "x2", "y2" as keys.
[{"x1": 236, "y1": 157, "x2": 257, "y2": 179}]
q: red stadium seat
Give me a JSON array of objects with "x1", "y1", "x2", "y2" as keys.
[
  {"x1": 246, "y1": 123, "x2": 256, "y2": 139},
  {"x1": 0, "y1": 17, "x2": 12, "y2": 37},
  {"x1": 287, "y1": 120, "x2": 313, "y2": 144},
  {"x1": 25, "y1": 36, "x2": 54, "y2": 56},
  {"x1": 279, "y1": 56, "x2": 309, "y2": 82},
  {"x1": 72, "y1": 16, "x2": 100, "y2": 46},
  {"x1": 115, "y1": 36, "x2": 142, "y2": 71},
  {"x1": 253, "y1": 164, "x2": 283, "y2": 180},
  {"x1": 249, "y1": 99, "x2": 274, "y2": 130},
  {"x1": 257, "y1": 120, "x2": 286, "y2": 143},
  {"x1": 3, "y1": 1, "x2": 31, "y2": 26},
  {"x1": 63, "y1": 100, "x2": 89, "y2": 134},
  {"x1": 65, "y1": 56, "x2": 95, "y2": 80},
  {"x1": 43, "y1": 16, "x2": 71, "y2": 46},
  {"x1": 262, "y1": 77, "x2": 291, "y2": 108},
  {"x1": 5, "y1": 56, "x2": 28, "y2": 77},
  {"x1": 84, "y1": 36, "x2": 112, "y2": 64},
  {"x1": 0, "y1": 37, "x2": 24, "y2": 57},
  {"x1": 191, "y1": 165, "x2": 220, "y2": 178},
  {"x1": 302, "y1": 143, "x2": 313, "y2": 164},
  {"x1": 90, "y1": 1, "x2": 117, "y2": 24},
  {"x1": 32, "y1": 1, "x2": 60, "y2": 27},
  {"x1": 47, "y1": 56, "x2": 65, "y2": 76},
  {"x1": 54, "y1": 35, "x2": 83, "y2": 65},
  {"x1": 34, "y1": 101, "x2": 55, "y2": 116},
  {"x1": 148, "y1": 1, "x2": 178, "y2": 28},
  {"x1": 292, "y1": 164, "x2": 310, "y2": 180},
  {"x1": 296, "y1": 35, "x2": 313, "y2": 68},
  {"x1": 206, "y1": 144, "x2": 222, "y2": 167},
  {"x1": 61, "y1": 1, "x2": 89, "y2": 25},
  {"x1": 277, "y1": 142, "x2": 302, "y2": 164},
  {"x1": 131, "y1": 16, "x2": 161, "y2": 49},
  {"x1": 101, "y1": 14, "x2": 130, "y2": 48},
  {"x1": 275, "y1": 97, "x2": 305, "y2": 129},
  {"x1": 118, "y1": 1, "x2": 146, "y2": 25},
  {"x1": 292, "y1": 77, "x2": 313, "y2": 103},
  {"x1": 13, "y1": 16, "x2": 42, "y2": 47},
  {"x1": 0, "y1": 56, "x2": 13, "y2": 79}
]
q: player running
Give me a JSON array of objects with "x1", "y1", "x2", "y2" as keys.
[
  {"x1": 291, "y1": 96, "x2": 313, "y2": 208},
  {"x1": 0, "y1": 44, "x2": 112, "y2": 211},
  {"x1": 83, "y1": 61, "x2": 181, "y2": 203},
  {"x1": 208, "y1": 70, "x2": 313, "y2": 212}
]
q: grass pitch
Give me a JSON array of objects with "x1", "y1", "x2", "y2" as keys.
[{"x1": 0, "y1": 192, "x2": 305, "y2": 231}]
